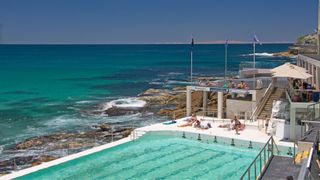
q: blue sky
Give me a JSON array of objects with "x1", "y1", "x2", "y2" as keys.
[{"x1": 0, "y1": 0, "x2": 317, "y2": 44}]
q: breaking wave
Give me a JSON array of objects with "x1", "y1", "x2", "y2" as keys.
[
  {"x1": 246, "y1": 52, "x2": 274, "y2": 57},
  {"x1": 102, "y1": 98, "x2": 146, "y2": 110}
]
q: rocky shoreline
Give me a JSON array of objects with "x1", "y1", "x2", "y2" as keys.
[
  {"x1": 273, "y1": 51, "x2": 296, "y2": 58},
  {"x1": 0, "y1": 124, "x2": 132, "y2": 175},
  {"x1": 0, "y1": 86, "x2": 222, "y2": 175}
]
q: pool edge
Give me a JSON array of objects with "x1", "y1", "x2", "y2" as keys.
[{"x1": 0, "y1": 137, "x2": 132, "y2": 180}]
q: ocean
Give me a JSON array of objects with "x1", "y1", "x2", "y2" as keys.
[{"x1": 0, "y1": 44, "x2": 293, "y2": 156}]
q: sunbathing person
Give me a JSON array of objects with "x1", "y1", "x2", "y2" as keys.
[
  {"x1": 193, "y1": 120, "x2": 201, "y2": 128},
  {"x1": 198, "y1": 123, "x2": 212, "y2": 130},
  {"x1": 218, "y1": 124, "x2": 229, "y2": 128},
  {"x1": 178, "y1": 114, "x2": 197, "y2": 127}
]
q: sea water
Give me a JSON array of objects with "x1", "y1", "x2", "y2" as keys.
[{"x1": 0, "y1": 44, "x2": 292, "y2": 160}]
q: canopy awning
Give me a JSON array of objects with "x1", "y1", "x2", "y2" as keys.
[{"x1": 271, "y1": 63, "x2": 312, "y2": 80}]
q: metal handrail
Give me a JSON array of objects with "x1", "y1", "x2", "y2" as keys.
[
  {"x1": 293, "y1": 141, "x2": 298, "y2": 165},
  {"x1": 250, "y1": 82, "x2": 274, "y2": 121},
  {"x1": 240, "y1": 136, "x2": 280, "y2": 180},
  {"x1": 287, "y1": 84, "x2": 319, "y2": 103},
  {"x1": 306, "y1": 102, "x2": 320, "y2": 122},
  {"x1": 131, "y1": 129, "x2": 147, "y2": 141},
  {"x1": 299, "y1": 129, "x2": 320, "y2": 179}
]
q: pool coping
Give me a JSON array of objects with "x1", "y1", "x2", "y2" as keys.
[
  {"x1": 0, "y1": 137, "x2": 132, "y2": 180},
  {"x1": 0, "y1": 116, "x2": 294, "y2": 179}
]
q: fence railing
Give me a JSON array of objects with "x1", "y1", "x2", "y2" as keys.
[
  {"x1": 306, "y1": 102, "x2": 320, "y2": 122},
  {"x1": 287, "y1": 87, "x2": 320, "y2": 103},
  {"x1": 298, "y1": 102, "x2": 320, "y2": 138},
  {"x1": 298, "y1": 129, "x2": 320, "y2": 179},
  {"x1": 199, "y1": 77, "x2": 272, "y2": 90},
  {"x1": 240, "y1": 136, "x2": 280, "y2": 180}
]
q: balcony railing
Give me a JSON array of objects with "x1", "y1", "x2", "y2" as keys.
[
  {"x1": 287, "y1": 88, "x2": 320, "y2": 103},
  {"x1": 239, "y1": 136, "x2": 280, "y2": 180}
]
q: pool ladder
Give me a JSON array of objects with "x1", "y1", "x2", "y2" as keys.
[{"x1": 130, "y1": 130, "x2": 146, "y2": 140}]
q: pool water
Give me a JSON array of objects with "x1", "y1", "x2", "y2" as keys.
[{"x1": 17, "y1": 133, "x2": 260, "y2": 180}]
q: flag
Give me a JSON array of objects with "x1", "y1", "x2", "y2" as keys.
[
  {"x1": 191, "y1": 38, "x2": 194, "y2": 49},
  {"x1": 253, "y1": 34, "x2": 262, "y2": 45},
  {"x1": 225, "y1": 39, "x2": 229, "y2": 47}
]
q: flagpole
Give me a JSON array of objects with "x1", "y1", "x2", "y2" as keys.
[
  {"x1": 253, "y1": 40, "x2": 256, "y2": 90},
  {"x1": 191, "y1": 48, "x2": 193, "y2": 82},
  {"x1": 190, "y1": 38, "x2": 194, "y2": 83},
  {"x1": 224, "y1": 42, "x2": 227, "y2": 83}
]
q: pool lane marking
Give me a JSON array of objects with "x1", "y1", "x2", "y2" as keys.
[
  {"x1": 155, "y1": 151, "x2": 230, "y2": 179},
  {"x1": 127, "y1": 141, "x2": 254, "y2": 179},
  {"x1": 127, "y1": 148, "x2": 217, "y2": 179},
  {"x1": 219, "y1": 163, "x2": 255, "y2": 180},
  {"x1": 166, "y1": 152, "x2": 231, "y2": 179},
  {"x1": 89, "y1": 144, "x2": 193, "y2": 179},
  {"x1": 193, "y1": 156, "x2": 250, "y2": 179}
]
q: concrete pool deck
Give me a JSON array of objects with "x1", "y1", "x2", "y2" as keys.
[
  {"x1": 0, "y1": 116, "x2": 294, "y2": 180},
  {"x1": 136, "y1": 117, "x2": 294, "y2": 148}
]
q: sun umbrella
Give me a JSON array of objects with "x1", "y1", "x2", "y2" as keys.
[{"x1": 271, "y1": 63, "x2": 312, "y2": 80}]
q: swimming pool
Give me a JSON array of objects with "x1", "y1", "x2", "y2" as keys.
[{"x1": 16, "y1": 131, "x2": 263, "y2": 180}]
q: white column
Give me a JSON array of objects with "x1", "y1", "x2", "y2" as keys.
[
  {"x1": 290, "y1": 106, "x2": 296, "y2": 140},
  {"x1": 202, "y1": 91, "x2": 208, "y2": 116},
  {"x1": 317, "y1": 67, "x2": 320, "y2": 90},
  {"x1": 186, "y1": 86, "x2": 192, "y2": 116},
  {"x1": 312, "y1": 64, "x2": 315, "y2": 85},
  {"x1": 315, "y1": 103, "x2": 320, "y2": 118},
  {"x1": 305, "y1": 61, "x2": 308, "y2": 69},
  {"x1": 217, "y1": 92, "x2": 223, "y2": 119}
]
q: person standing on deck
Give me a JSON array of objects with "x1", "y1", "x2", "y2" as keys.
[{"x1": 264, "y1": 115, "x2": 270, "y2": 134}]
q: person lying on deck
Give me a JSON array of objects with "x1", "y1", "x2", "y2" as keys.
[
  {"x1": 197, "y1": 122, "x2": 212, "y2": 130},
  {"x1": 178, "y1": 114, "x2": 197, "y2": 127},
  {"x1": 193, "y1": 120, "x2": 201, "y2": 128}
]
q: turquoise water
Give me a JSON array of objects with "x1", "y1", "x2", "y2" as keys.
[
  {"x1": 17, "y1": 133, "x2": 260, "y2": 180},
  {"x1": 0, "y1": 44, "x2": 292, "y2": 159}
]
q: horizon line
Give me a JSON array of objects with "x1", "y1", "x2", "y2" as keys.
[{"x1": 0, "y1": 41, "x2": 294, "y2": 45}]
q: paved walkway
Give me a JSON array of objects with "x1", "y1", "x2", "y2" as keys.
[{"x1": 261, "y1": 156, "x2": 301, "y2": 180}]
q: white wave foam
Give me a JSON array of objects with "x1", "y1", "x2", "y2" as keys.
[
  {"x1": 43, "y1": 115, "x2": 87, "y2": 128},
  {"x1": 168, "y1": 72, "x2": 183, "y2": 75},
  {"x1": 149, "y1": 81, "x2": 164, "y2": 85},
  {"x1": 102, "y1": 98, "x2": 146, "y2": 110},
  {"x1": 76, "y1": 100, "x2": 92, "y2": 104},
  {"x1": 167, "y1": 80, "x2": 191, "y2": 85},
  {"x1": 246, "y1": 52, "x2": 274, "y2": 57}
]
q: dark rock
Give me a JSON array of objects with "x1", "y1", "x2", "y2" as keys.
[
  {"x1": 104, "y1": 107, "x2": 143, "y2": 116},
  {"x1": 99, "y1": 123, "x2": 111, "y2": 131}
]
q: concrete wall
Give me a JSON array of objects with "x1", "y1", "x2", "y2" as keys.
[
  {"x1": 225, "y1": 89, "x2": 265, "y2": 119},
  {"x1": 226, "y1": 99, "x2": 255, "y2": 119},
  {"x1": 255, "y1": 88, "x2": 266, "y2": 102}
]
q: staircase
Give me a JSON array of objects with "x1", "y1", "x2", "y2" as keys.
[{"x1": 258, "y1": 87, "x2": 285, "y2": 119}]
